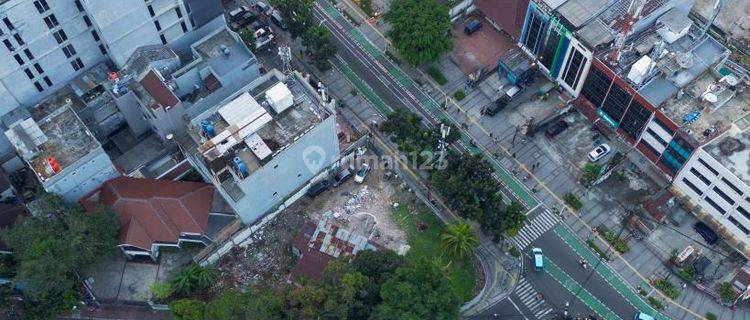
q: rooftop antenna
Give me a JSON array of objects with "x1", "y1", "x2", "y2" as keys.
[
  {"x1": 278, "y1": 45, "x2": 293, "y2": 76},
  {"x1": 609, "y1": 0, "x2": 645, "y2": 64},
  {"x1": 437, "y1": 123, "x2": 451, "y2": 169}
]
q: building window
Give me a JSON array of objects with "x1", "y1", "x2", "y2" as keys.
[
  {"x1": 272, "y1": 192, "x2": 278, "y2": 196},
  {"x1": 713, "y1": 187, "x2": 735, "y2": 205},
  {"x1": 154, "y1": 20, "x2": 161, "y2": 31},
  {"x1": 181, "y1": 21, "x2": 187, "y2": 32},
  {"x1": 43, "y1": 14, "x2": 59, "y2": 29},
  {"x1": 738, "y1": 206, "x2": 750, "y2": 221},
  {"x1": 43, "y1": 76, "x2": 52, "y2": 86},
  {"x1": 185, "y1": 2, "x2": 191, "y2": 13},
  {"x1": 13, "y1": 54, "x2": 23, "y2": 66},
  {"x1": 147, "y1": 5, "x2": 155, "y2": 17},
  {"x1": 728, "y1": 216, "x2": 750, "y2": 235},
  {"x1": 62, "y1": 44, "x2": 76, "y2": 58},
  {"x1": 91, "y1": 30, "x2": 100, "y2": 42},
  {"x1": 705, "y1": 197, "x2": 726, "y2": 215},
  {"x1": 581, "y1": 66, "x2": 612, "y2": 109},
  {"x1": 23, "y1": 68, "x2": 33, "y2": 80},
  {"x1": 33, "y1": 81, "x2": 43, "y2": 92},
  {"x1": 70, "y1": 57, "x2": 84, "y2": 71},
  {"x1": 698, "y1": 158, "x2": 719, "y2": 176},
  {"x1": 2, "y1": 39, "x2": 13, "y2": 52},
  {"x1": 53, "y1": 30, "x2": 67, "y2": 44},
  {"x1": 682, "y1": 178, "x2": 703, "y2": 196},
  {"x1": 13, "y1": 34, "x2": 24, "y2": 46},
  {"x1": 83, "y1": 15, "x2": 92, "y2": 27},
  {"x1": 3, "y1": 18, "x2": 14, "y2": 30},
  {"x1": 159, "y1": 34, "x2": 166, "y2": 44},
  {"x1": 33, "y1": 63, "x2": 43, "y2": 74},
  {"x1": 74, "y1": 0, "x2": 84, "y2": 12},
  {"x1": 98, "y1": 44, "x2": 107, "y2": 55},
  {"x1": 33, "y1": 0, "x2": 50, "y2": 14},
  {"x1": 689, "y1": 168, "x2": 710, "y2": 186},
  {"x1": 176, "y1": 7, "x2": 182, "y2": 18},
  {"x1": 23, "y1": 48, "x2": 33, "y2": 60}
]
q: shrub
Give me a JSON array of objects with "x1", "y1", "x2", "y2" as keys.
[
  {"x1": 654, "y1": 279, "x2": 680, "y2": 299},
  {"x1": 150, "y1": 281, "x2": 174, "y2": 302},
  {"x1": 563, "y1": 193, "x2": 583, "y2": 211},
  {"x1": 647, "y1": 296, "x2": 665, "y2": 310},
  {"x1": 602, "y1": 231, "x2": 630, "y2": 253},
  {"x1": 705, "y1": 312, "x2": 717, "y2": 320},
  {"x1": 453, "y1": 90, "x2": 466, "y2": 101},
  {"x1": 586, "y1": 239, "x2": 610, "y2": 261},
  {"x1": 508, "y1": 246, "x2": 520, "y2": 257},
  {"x1": 676, "y1": 266, "x2": 695, "y2": 282},
  {"x1": 171, "y1": 264, "x2": 215, "y2": 296},
  {"x1": 426, "y1": 66, "x2": 448, "y2": 85},
  {"x1": 169, "y1": 299, "x2": 205, "y2": 320},
  {"x1": 717, "y1": 282, "x2": 738, "y2": 301}
]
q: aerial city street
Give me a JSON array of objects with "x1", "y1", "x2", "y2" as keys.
[{"x1": 0, "y1": 0, "x2": 748, "y2": 319}]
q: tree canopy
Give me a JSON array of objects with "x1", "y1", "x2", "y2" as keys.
[
  {"x1": 302, "y1": 24, "x2": 337, "y2": 71},
  {"x1": 0, "y1": 191, "x2": 120, "y2": 318},
  {"x1": 271, "y1": 0, "x2": 314, "y2": 38},
  {"x1": 385, "y1": 0, "x2": 453, "y2": 66}
]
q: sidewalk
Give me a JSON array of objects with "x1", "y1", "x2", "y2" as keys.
[{"x1": 330, "y1": 1, "x2": 744, "y2": 319}]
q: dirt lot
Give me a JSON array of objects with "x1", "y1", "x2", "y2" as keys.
[
  {"x1": 214, "y1": 161, "x2": 408, "y2": 289},
  {"x1": 451, "y1": 15, "x2": 514, "y2": 74}
]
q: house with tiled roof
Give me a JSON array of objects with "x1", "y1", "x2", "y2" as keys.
[{"x1": 81, "y1": 176, "x2": 235, "y2": 261}]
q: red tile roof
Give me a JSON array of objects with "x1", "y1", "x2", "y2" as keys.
[
  {"x1": 139, "y1": 70, "x2": 179, "y2": 110},
  {"x1": 475, "y1": 0, "x2": 530, "y2": 39},
  {"x1": 82, "y1": 177, "x2": 215, "y2": 251}
]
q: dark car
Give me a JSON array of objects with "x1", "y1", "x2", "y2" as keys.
[
  {"x1": 464, "y1": 20, "x2": 482, "y2": 35},
  {"x1": 306, "y1": 179, "x2": 330, "y2": 198},
  {"x1": 332, "y1": 168, "x2": 353, "y2": 187},
  {"x1": 545, "y1": 120, "x2": 569, "y2": 138},
  {"x1": 693, "y1": 222, "x2": 719, "y2": 245}
]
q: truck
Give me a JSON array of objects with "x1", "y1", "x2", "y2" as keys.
[{"x1": 481, "y1": 85, "x2": 521, "y2": 116}]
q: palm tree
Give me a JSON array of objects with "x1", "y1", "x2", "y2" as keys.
[
  {"x1": 440, "y1": 222, "x2": 479, "y2": 259},
  {"x1": 172, "y1": 264, "x2": 215, "y2": 296}
]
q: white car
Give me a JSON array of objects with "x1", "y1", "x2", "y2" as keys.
[
  {"x1": 587, "y1": 143, "x2": 611, "y2": 162},
  {"x1": 354, "y1": 163, "x2": 370, "y2": 183}
]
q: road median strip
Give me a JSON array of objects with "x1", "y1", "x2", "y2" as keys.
[{"x1": 545, "y1": 259, "x2": 622, "y2": 320}]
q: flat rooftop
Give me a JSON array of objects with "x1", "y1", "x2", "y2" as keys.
[
  {"x1": 192, "y1": 28, "x2": 254, "y2": 78},
  {"x1": 656, "y1": 68, "x2": 750, "y2": 145},
  {"x1": 9, "y1": 88, "x2": 99, "y2": 180},
  {"x1": 705, "y1": 127, "x2": 750, "y2": 187},
  {"x1": 184, "y1": 70, "x2": 331, "y2": 199}
]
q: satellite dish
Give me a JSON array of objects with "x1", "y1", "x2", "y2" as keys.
[{"x1": 703, "y1": 92, "x2": 718, "y2": 103}]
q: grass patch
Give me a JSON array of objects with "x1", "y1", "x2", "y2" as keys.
[
  {"x1": 647, "y1": 296, "x2": 665, "y2": 310},
  {"x1": 563, "y1": 193, "x2": 583, "y2": 211},
  {"x1": 654, "y1": 279, "x2": 680, "y2": 299},
  {"x1": 391, "y1": 205, "x2": 476, "y2": 302},
  {"x1": 705, "y1": 312, "x2": 717, "y2": 320},
  {"x1": 426, "y1": 66, "x2": 448, "y2": 85},
  {"x1": 601, "y1": 230, "x2": 630, "y2": 254},
  {"x1": 453, "y1": 90, "x2": 466, "y2": 101},
  {"x1": 586, "y1": 239, "x2": 610, "y2": 261}
]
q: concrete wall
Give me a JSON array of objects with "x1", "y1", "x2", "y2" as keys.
[
  {"x1": 44, "y1": 147, "x2": 120, "y2": 201},
  {"x1": 673, "y1": 148, "x2": 750, "y2": 250}
]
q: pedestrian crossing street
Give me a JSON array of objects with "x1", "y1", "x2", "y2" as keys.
[
  {"x1": 513, "y1": 278, "x2": 554, "y2": 319},
  {"x1": 512, "y1": 209, "x2": 561, "y2": 249}
]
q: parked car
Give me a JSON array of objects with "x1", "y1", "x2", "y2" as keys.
[
  {"x1": 693, "y1": 222, "x2": 719, "y2": 245},
  {"x1": 531, "y1": 247, "x2": 544, "y2": 272},
  {"x1": 269, "y1": 10, "x2": 286, "y2": 30},
  {"x1": 464, "y1": 20, "x2": 482, "y2": 35},
  {"x1": 545, "y1": 120, "x2": 569, "y2": 138},
  {"x1": 481, "y1": 86, "x2": 521, "y2": 116},
  {"x1": 228, "y1": 5, "x2": 251, "y2": 20},
  {"x1": 354, "y1": 163, "x2": 370, "y2": 183},
  {"x1": 229, "y1": 12, "x2": 258, "y2": 31},
  {"x1": 587, "y1": 143, "x2": 611, "y2": 162},
  {"x1": 332, "y1": 167, "x2": 353, "y2": 187},
  {"x1": 255, "y1": 1, "x2": 272, "y2": 14},
  {"x1": 306, "y1": 179, "x2": 330, "y2": 198}
]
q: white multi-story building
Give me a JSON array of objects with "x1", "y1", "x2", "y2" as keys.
[{"x1": 0, "y1": 0, "x2": 224, "y2": 114}]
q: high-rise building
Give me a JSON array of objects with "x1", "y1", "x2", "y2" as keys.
[{"x1": 0, "y1": 0, "x2": 223, "y2": 115}]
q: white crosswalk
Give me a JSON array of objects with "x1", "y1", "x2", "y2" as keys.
[
  {"x1": 512, "y1": 209, "x2": 561, "y2": 249},
  {"x1": 514, "y1": 278, "x2": 554, "y2": 319}
]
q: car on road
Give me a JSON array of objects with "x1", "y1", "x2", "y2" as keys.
[
  {"x1": 693, "y1": 222, "x2": 719, "y2": 245},
  {"x1": 531, "y1": 247, "x2": 544, "y2": 272},
  {"x1": 634, "y1": 312, "x2": 654, "y2": 320},
  {"x1": 587, "y1": 143, "x2": 611, "y2": 162},
  {"x1": 306, "y1": 179, "x2": 330, "y2": 198},
  {"x1": 545, "y1": 120, "x2": 569, "y2": 138},
  {"x1": 354, "y1": 163, "x2": 370, "y2": 183}
]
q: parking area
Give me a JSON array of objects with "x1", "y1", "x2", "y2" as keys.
[{"x1": 451, "y1": 16, "x2": 514, "y2": 74}]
